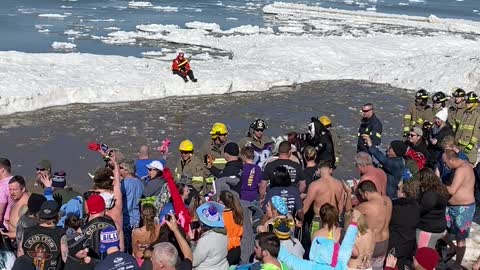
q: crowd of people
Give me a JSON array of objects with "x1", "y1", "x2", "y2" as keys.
[{"x1": 0, "y1": 87, "x2": 480, "y2": 270}]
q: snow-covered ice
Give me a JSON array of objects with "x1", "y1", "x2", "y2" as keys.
[
  {"x1": 185, "y1": 21, "x2": 221, "y2": 32},
  {"x1": 51, "y1": 42, "x2": 76, "y2": 50},
  {"x1": 263, "y1": 2, "x2": 480, "y2": 35},
  {"x1": 136, "y1": 24, "x2": 179, "y2": 33},
  {"x1": 1, "y1": 3, "x2": 480, "y2": 116},
  {"x1": 2, "y1": 31, "x2": 480, "y2": 115}
]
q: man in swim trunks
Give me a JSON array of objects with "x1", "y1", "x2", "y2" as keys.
[
  {"x1": 356, "y1": 180, "x2": 392, "y2": 270},
  {"x1": 302, "y1": 161, "x2": 346, "y2": 238},
  {"x1": 442, "y1": 150, "x2": 476, "y2": 269}
]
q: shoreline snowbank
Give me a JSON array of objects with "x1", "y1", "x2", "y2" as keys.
[{"x1": 1, "y1": 33, "x2": 479, "y2": 115}]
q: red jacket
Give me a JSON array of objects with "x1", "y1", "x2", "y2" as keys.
[{"x1": 171, "y1": 57, "x2": 191, "y2": 72}]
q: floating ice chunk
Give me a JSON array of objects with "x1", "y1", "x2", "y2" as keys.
[
  {"x1": 195, "y1": 9, "x2": 202, "y2": 12},
  {"x1": 128, "y1": 1, "x2": 153, "y2": 8},
  {"x1": 153, "y1": 6, "x2": 178, "y2": 12},
  {"x1": 38, "y1": 29, "x2": 50, "y2": 33},
  {"x1": 136, "y1": 24, "x2": 179, "y2": 33},
  {"x1": 35, "y1": 24, "x2": 53, "y2": 29},
  {"x1": 344, "y1": 0, "x2": 354, "y2": 4},
  {"x1": 366, "y1": 6, "x2": 376, "y2": 11},
  {"x1": 226, "y1": 17, "x2": 238, "y2": 21},
  {"x1": 185, "y1": 21, "x2": 221, "y2": 32},
  {"x1": 104, "y1": 27, "x2": 121, "y2": 31},
  {"x1": 398, "y1": 2, "x2": 409, "y2": 5},
  {"x1": 51, "y1": 42, "x2": 76, "y2": 50},
  {"x1": 64, "y1": 29, "x2": 81, "y2": 35},
  {"x1": 142, "y1": 51, "x2": 164, "y2": 56},
  {"x1": 38, "y1": 13, "x2": 68, "y2": 18},
  {"x1": 89, "y1": 18, "x2": 115, "y2": 22},
  {"x1": 60, "y1": 5, "x2": 72, "y2": 8},
  {"x1": 408, "y1": 0, "x2": 425, "y2": 2},
  {"x1": 278, "y1": 26, "x2": 304, "y2": 33},
  {"x1": 224, "y1": 25, "x2": 260, "y2": 34}
]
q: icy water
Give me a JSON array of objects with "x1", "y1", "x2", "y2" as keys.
[
  {"x1": 0, "y1": 80, "x2": 410, "y2": 191},
  {"x1": 1, "y1": 0, "x2": 479, "y2": 55}
]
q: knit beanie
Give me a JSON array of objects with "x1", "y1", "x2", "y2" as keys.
[
  {"x1": 415, "y1": 247, "x2": 440, "y2": 270},
  {"x1": 390, "y1": 140, "x2": 408, "y2": 157},
  {"x1": 435, "y1": 108, "x2": 448, "y2": 122}
]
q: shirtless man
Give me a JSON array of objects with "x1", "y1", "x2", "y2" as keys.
[
  {"x1": 354, "y1": 152, "x2": 387, "y2": 196},
  {"x1": 302, "y1": 161, "x2": 345, "y2": 235},
  {"x1": 2, "y1": 176, "x2": 30, "y2": 239},
  {"x1": 442, "y1": 149, "x2": 476, "y2": 269},
  {"x1": 356, "y1": 180, "x2": 392, "y2": 270}
]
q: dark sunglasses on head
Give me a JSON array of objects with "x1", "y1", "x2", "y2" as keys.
[{"x1": 36, "y1": 168, "x2": 47, "y2": 172}]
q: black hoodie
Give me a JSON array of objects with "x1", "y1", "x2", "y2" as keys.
[{"x1": 388, "y1": 197, "x2": 420, "y2": 259}]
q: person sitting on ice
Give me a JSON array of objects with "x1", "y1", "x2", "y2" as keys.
[{"x1": 171, "y1": 52, "x2": 198, "y2": 83}]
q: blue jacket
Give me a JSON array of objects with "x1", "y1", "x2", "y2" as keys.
[
  {"x1": 278, "y1": 224, "x2": 358, "y2": 270},
  {"x1": 368, "y1": 146, "x2": 404, "y2": 199}
]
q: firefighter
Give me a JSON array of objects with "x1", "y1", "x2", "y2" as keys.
[
  {"x1": 455, "y1": 92, "x2": 480, "y2": 164},
  {"x1": 238, "y1": 119, "x2": 274, "y2": 168},
  {"x1": 171, "y1": 52, "x2": 197, "y2": 83},
  {"x1": 200, "y1": 122, "x2": 229, "y2": 185},
  {"x1": 403, "y1": 89, "x2": 430, "y2": 136},
  {"x1": 448, "y1": 87, "x2": 467, "y2": 132},
  {"x1": 174, "y1": 140, "x2": 208, "y2": 192}
]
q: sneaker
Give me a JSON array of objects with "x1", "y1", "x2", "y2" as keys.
[{"x1": 192, "y1": 79, "x2": 198, "y2": 83}]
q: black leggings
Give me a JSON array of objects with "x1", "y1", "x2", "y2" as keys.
[{"x1": 227, "y1": 246, "x2": 241, "y2": 265}]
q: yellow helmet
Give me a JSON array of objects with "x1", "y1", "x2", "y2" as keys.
[
  {"x1": 209, "y1": 122, "x2": 228, "y2": 138},
  {"x1": 319, "y1": 116, "x2": 332, "y2": 126},
  {"x1": 178, "y1": 140, "x2": 194, "y2": 152}
]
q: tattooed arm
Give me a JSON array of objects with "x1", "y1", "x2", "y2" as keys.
[{"x1": 61, "y1": 235, "x2": 69, "y2": 263}]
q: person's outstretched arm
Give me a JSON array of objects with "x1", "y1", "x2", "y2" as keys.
[
  {"x1": 163, "y1": 168, "x2": 191, "y2": 233},
  {"x1": 165, "y1": 215, "x2": 193, "y2": 261}
]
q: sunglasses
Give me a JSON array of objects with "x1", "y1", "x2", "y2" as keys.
[
  {"x1": 36, "y1": 168, "x2": 47, "y2": 172},
  {"x1": 180, "y1": 151, "x2": 192, "y2": 154},
  {"x1": 362, "y1": 109, "x2": 372, "y2": 113},
  {"x1": 408, "y1": 133, "x2": 418, "y2": 137},
  {"x1": 254, "y1": 129, "x2": 264, "y2": 132}
]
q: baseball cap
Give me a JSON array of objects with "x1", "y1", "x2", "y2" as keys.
[
  {"x1": 36, "y1": 160, "x2": 52, "y2": 171},
  {"x1": 146, "y1": 160, "x2": 164, "y2": 171},
  {"x1": 86, "y1": 194, "x2": 106, "y2": 214},
  {"x1": 39, "y1": 200, "x2": 60, "y2": 219}
]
